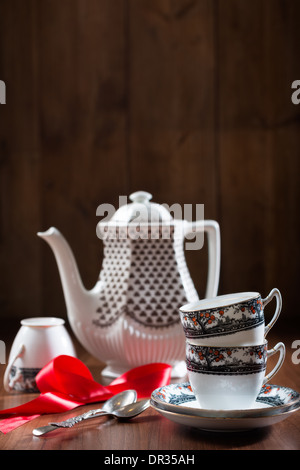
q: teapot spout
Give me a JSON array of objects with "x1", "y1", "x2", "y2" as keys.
[{"x1": 37, "y1": 227, "x2": 89, "y2": 322}]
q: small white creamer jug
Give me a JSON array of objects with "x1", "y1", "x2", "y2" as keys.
[{"x1": 4, "y1": 317, "x2": 76, "y2": 393}]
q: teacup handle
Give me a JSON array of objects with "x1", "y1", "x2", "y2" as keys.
[
  {"x1": 263, "y1": 288, "x2": 282, "y2": 337},
  {"x1": 3, "y1": 343, "x2": 25, "y2": 392},
  {"x1": 184, "y1": 220, "x2": 221, "y2": 299},
  {"x1": 263, "y1": 342, "x2": 286, "y2": 385}
]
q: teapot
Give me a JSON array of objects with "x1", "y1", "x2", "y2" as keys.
[{"x1": 38, "y1": 191, "x2": 220, "y2": 377}]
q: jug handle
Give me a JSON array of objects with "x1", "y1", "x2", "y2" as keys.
[
  {"x1": 184, "y1": 220, "x2": 221, "y2": 299},
  {"x1": 3, "y1": 344, "x2": 25, "y2": 392}
]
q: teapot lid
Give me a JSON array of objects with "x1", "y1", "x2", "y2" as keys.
[{"x1": 110, "y1": 191, "x2": 173, "y2": 224}]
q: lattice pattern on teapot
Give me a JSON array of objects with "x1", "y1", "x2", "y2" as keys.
[
  {"x1": 93, "y1": 238, "x2": 131, "y2": 327},
  {"x1": 93, "y1": 225, "x2": 198, "y2": 329}
]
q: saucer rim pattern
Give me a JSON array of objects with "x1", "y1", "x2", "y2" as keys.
[{"x1": 150, "y1": 382, "x2": 300, "y2": 419}]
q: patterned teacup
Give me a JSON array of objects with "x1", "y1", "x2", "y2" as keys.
[
  {"x1": 179, "y1": 289, "x2": 282, "y2": 346},
  {"x1": 186, "y1": 340, "x2": 285, "y2": 410}
]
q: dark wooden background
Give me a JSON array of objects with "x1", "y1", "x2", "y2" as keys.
[{"x1": 0, "y1": 0, "x2": 300, "y2": 330}]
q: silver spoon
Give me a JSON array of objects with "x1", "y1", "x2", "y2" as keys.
[
  {"x1": 33, "y1": 398, "x2": 150, "y2": 436},
  {"x1": 32, "y1": 389, "x2": 138, "y2": 436}
]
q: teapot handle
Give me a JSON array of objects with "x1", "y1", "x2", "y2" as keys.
[{"x1": 184, "y1": 220, "x2": 221, "y2": 298}]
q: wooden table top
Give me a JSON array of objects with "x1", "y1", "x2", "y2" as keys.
[{"x1": 0, "y1": 324, "x2": 299, "y2": 452}]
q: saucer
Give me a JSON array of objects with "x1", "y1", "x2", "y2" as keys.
[{"x1": 150, "y1": 382, "x2": 300, "y2": 432}]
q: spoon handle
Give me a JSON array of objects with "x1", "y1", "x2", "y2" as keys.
[
  {"x1": 32, "y1": 408, "x2": 108, "y2": 436},
  {"x1": 50, "y1": 408, "x2": 108, "y2": 428}
]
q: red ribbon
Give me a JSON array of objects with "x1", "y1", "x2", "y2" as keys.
[{"x1": 0, "y1": 355, "x2": 172, "y2": 433}]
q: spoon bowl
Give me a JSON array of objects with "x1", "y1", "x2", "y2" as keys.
[
  {"x1": 88, "y1": 399, "x2": 150, "y2": 420},
  {"x1": 102, "y1": 389, "x2": 137, "y2": 413}
]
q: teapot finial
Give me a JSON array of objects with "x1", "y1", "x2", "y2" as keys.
[{"x1": 129, "y1": 191, "x2": 152, "y2": 203}]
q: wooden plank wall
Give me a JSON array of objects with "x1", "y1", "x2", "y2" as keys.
[{"x1": 0, "y1": 0, "x2": 299, "y2": 329}]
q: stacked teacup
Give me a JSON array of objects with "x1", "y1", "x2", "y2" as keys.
[{"x1": 179, "y1": 289, "x2": 285, "y2": 410}]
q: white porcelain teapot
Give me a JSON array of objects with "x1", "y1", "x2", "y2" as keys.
[{"x1": 38, "y1": 191, "x2": 220, "y2": 377}]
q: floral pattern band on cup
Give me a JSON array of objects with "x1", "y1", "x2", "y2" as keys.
[
  {"x1": 180, "y1": 296, "x2": 264, "y2": 340},
  {"x1": 186, "y1": 342, "x2": 267, "y2": 376}
]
